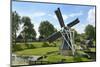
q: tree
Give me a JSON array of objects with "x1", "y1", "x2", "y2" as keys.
[
  {"x1": 71, "y1": 28, "x2": 80, "y2": 43},
  {"x1": 39, "y1": 21, "x2": 55, "y2": 38},
  {"x1": 71, "y1": 29, "x2": 78, "y2": 38},
  {"x1": 38, "y1": 35, "x2": 44, "y2": 41},
  {"x1": 12, "y1": 11, "x2": 21, "y2": 45},
  {"x1": 85, "y1": 24, "x2": 95, "y2": 40},
  {"x1": 21, "y1": 16, "x2": 36, "y2": 44}
]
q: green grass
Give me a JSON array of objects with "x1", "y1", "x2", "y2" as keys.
[
  {"x1": 81, "y1": 58, "x2": 91, "y2": 61},
  {"x1": 46, "y1": 54, "x2": 91, "y2": 63},
  {"x1": 47, "y1": 55, "x2": 74, "y2": 63},
  {"x1": 15, "y1": 47, "x2": 59, "y2": 56},
  {"x1": 16, "y1": 41, "x2": 61, "y2": 48},
  {"x1": 14, "y1": 47, "x2": 92, "y2": 63},
  {"x1": 16, "y1": 42, "x2": 43, "y2": 48},
  {"x1": 13, "y1": 41, "x2": 95, "y2": 63}
]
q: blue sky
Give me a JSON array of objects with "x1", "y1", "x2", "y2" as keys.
[{"x1": 12, "y1": 1, "x2": 95, "y2": 38}]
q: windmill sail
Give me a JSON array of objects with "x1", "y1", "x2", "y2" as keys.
[
  {"x1": 55, "y1": 8, "x2": 65, "y2": 28},
  {"x1": 46, "y1": 31, "x2": 61, "y2": 43},
  {"x1": 67, "y1": 18, "x2": 79, "y2": 28}
]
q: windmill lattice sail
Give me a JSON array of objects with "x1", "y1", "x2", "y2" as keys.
[
  {"x1": 67, "y1": 18, "x2": 79, "y2": 28},
  {"x1": 46, "y1": 31, "x2": 61, "y2": 43},
  {"x1": 55, "y1": 8, "x2": 65, "y2": 28}
]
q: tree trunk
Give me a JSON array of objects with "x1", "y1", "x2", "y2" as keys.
[{"x1": 14, "y1": 31, "x2": 16, "y2": 45}]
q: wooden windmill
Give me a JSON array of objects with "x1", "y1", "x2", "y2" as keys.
[{"x1": 46, "y1": 8, "x2": 80, "y2": 56}]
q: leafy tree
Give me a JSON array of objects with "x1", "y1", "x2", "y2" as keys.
[
  {"x1": 12, "y1": 11, "x2": 21, "y2": 45},
  {"x1": 38, "y1": 35, "x2": 44, "y2": 41},
  {"x1": 39, "y1": 21, "x2": 55, "y2": 38},
  {"x1": 71, "y1": 29, "x2": 80, "y2": 43},
  {"x1": 85, "y1": 24, "x2": 95, "y2": 40},
  {"x1": 21, "y1": 16, "x2": 36, "y2": 44},
  {"x1": 71, "y1": 29, "x2": 78, "y2": 38}
]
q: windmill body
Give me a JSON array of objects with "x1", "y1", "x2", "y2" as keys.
[{"x1": 46, "y1": 8, "x2": 80, "y2": 56}]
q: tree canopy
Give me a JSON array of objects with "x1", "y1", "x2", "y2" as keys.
[
  {"x1": 21, "y1": 16, "x2": 36, "y2": 41},
  {"x1": 12, "y1": 11, "x2": 21, "y2": 32},
  {"x1": 39, "y1": 21, "x2": 56, "y2": 38},
  {"x1": 12, "y1": 11, "x2": 21, "y2": 45},
  {"x1": 85, "y1": 24, "x2": 95, "y2": 40}
]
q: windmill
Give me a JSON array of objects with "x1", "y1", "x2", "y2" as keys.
[{"x1": 46, "y1": 8, "x2": 80, "y2": 56}]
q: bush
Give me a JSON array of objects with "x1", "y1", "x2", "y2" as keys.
[
  {"x1": 53, "y1": 42, "x2": 56, "y2": 47},
  {"x1": 26, "y1": 44, "x2": 36, "y2": 49},
  {"x1": 12, "y1": 44, "x2": 24, "y2": 51},
  {"x1": 49, "y1": 42, "x2": 57, "y2": 47},
  {"x1": 75, "y1": 37, "x2": 81, "y2": 43},
  {"x1": 42, "y1": 42, "x2": 49, "y2": 47},
  {"x1": 12, "y1": 43, "x2": 36, "y2": 52}
]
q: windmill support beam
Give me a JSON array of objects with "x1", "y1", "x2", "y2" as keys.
[{"x1": 60, "y1": 29, "x2": 75, "y2": 56}]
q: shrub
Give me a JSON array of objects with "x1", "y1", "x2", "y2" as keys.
[
  {"x1": 53, "y1": 42, "x2": 56, "y2": 47},
  {"x1": 12, "y1": 43, "x2": 36, "y2": 52},
  {"x1": 75, "y1": 37, "x2": 81, "y2": 43},
  {"x1": 42, "y1": 42, "x2": 49, "y2": 47},
  {"x1": 49, "y1": 42, "x2": 56, "y2": 47},
  {"x1": 12, "y1": 44, "x2": 24, "y2": 51},
  {"x1": 26, "y1": 44, "x2": 36, "y2": 49}
]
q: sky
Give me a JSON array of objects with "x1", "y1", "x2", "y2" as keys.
[{"x1": 12, "y1": 1, "x2": 96, "y2": 38}]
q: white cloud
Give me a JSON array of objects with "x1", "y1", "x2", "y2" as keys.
[
  {"x1": 19, "y1": 12, "x2": 46, "y2": 18},
  {"x1": 53, "y1": 15, "x2": 57, "y2": 20},
  {"x1": 55, "y1": 24, "x2": 61, "y2": 31},
  {"x1": 69, "y1": 11, "x2": 83, "y2": 17},
  {"x1": 72, "y1": 8, "x2": 95, "y2": 34},
  {"x1": 73, "y1": 23, "x2": 87, "y2": 34},
  {"x1": 33, "y1": 12, "x2": 46, "y2": 17},
  {"x1": 87, "y1": 8, "x2": 95, "y2": 26}
]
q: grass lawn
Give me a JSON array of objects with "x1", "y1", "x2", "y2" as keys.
[
  {"x1": 43, "y1": 54, "x2": 91, "y2": 63},
  {"x1": 13, "y1": 41, "x2": 95, "y2": 63},
  {"x1": 15, "y1": 47, "x2": 91, "y2": 63},
  {"x1": 16, "y1": 42, "x2": 43, "y2": 48},
  {"x1": 15, "y1": 47, "x2": 59, "y2": 56},
  {"x1": 46, "y1": 55, "x2": 74, "y2": 63},
  {"x1": 16, "y1": 41, "x2": 61, "y2": 48}
]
